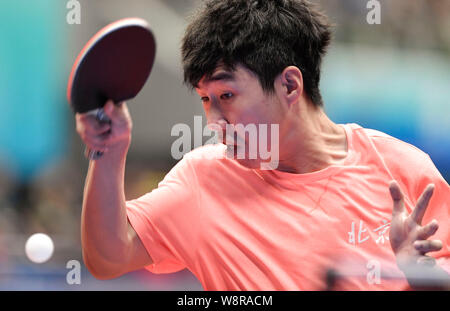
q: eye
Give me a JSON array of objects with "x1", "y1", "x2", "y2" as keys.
[
  {"x1": 201, "y1": 96, "x2": 209, "y2": 103},
  {"x1": 220, "y1": 92, "x2": 233, "y2": 100}
]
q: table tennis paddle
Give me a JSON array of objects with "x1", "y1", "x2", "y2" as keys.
[{"x1": 67, "y1": 17, "x2": 156, "y2": 159}]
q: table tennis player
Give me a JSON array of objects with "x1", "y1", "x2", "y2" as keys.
[{"x1": 75, "y1": 0, "x2": 449, "y2": 290}]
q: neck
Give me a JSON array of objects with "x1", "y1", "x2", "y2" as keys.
[{"x1": 277, "y1": 101, "x2": 348, "y2": 174}]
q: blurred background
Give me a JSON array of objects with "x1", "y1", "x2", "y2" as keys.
[{"x1": 0, "y1": 0, "x2": 448, "y2": 290}]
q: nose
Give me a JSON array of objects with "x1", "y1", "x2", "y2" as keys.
[
  {"x1": 206, "y1": 107, "x2": 228, "y2": 143},
  {"x1": 205, "y1": 100, "x2": 227, "y2": 131},
  {"x1": 207, "y1": 118, "x2": 229, "y2": 145},
  {"x1": 207, "y1": 118, "x2": 227, "y2": 131}
]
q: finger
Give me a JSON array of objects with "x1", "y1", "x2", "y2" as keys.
[
  {"x1": 414, "y1": 240, "x2": 443, "y2": 254},
  {"x1": 417, "y1": 219, "x2": 439, "y2": 240},
  {"x1": 85, "y1": 124, "x2": 112, "y2": 138},
  {"x1": 90, "y1": 134, "x2": 110, "y2": 145},
  {"x1": 77, "y1": 111, "x2": 102, "y2": 124},
  {"x1": 389, "y1": 180, "x2": 405, "y2": 215},
  {"x1": 85, "y1": 144, "x2": 108, "y2": 154},
  {"x1": 76, "y1": 114, "x2": 94, "y2": 133},
  {"x1": 411, "y1": 184, "x2": 435, "y2": 225},
  {"x1": 102, "y1": 99, "x2": 115, "y2": 118},
  {"x1": 80, "y1": 128, "x2": 111, "y2": 144},
  {"x1": 107, "y1": 101, "x2": 130, "y2": 123},
  {"x1": 103, "y1": 99, "x2": 126, "y2": 121},
  {"x1": 76, "y1": 111, "x2": 95, "y2": 121},
  {"x1": 83, "y1": 137, "x2": 108, "y2": 151},
  {"x1": 77, "y1": 115, "x2": 111, "y2": 134},
  {"x1": 85, "y1": 145, "x2": 108, "y2": 154}
]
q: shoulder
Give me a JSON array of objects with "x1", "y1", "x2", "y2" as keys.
[
  {"x1": 169, "y1": 143, "x2": 227, "y2": 171},
  {"x1": 179, "y1": 144, "x2": 253, "y2": 184},
  {"x1": 183, "y1": 143, "x2": 228, "y2": 162},
  {"x1": 350, "y1": 124, "x2": 448, "y2": 202},
  {"x1": 166, "y1": 143, "x2": 235, "y2": 180},
  {"x1": 354, "y1": 126, "x2": 432, "y2": 166}
]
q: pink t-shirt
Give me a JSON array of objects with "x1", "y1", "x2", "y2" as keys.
[{"x1": 126, "y1": 123, "x2": 449, "y2": 290}]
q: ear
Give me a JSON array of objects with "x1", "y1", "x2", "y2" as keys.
[{"x1": 276, "y1": 66, "x2": 303, "y2": 105}]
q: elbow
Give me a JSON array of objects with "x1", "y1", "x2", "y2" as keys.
[
  {"x1": 82, "y1": 249, "x2": 127, "y2": 280},
  {"x1": 86, "y1": 265, "x2": 117, "y2": 281}
]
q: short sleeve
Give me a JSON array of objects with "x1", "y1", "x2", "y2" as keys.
[{"x1": 126, "y1": 156, "x2": 200, "y2": 274}]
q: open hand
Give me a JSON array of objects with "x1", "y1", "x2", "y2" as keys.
[{"x1": 389, "y1": 180, "x2": 442, "y2": 270}]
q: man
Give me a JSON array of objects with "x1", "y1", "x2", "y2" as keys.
[{"x1": 76, "y1": 0, "x2": 449, "y2": 290}]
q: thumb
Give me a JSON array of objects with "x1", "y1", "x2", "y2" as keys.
[
  {"x1": 102, "y1": 99, "x2": 115, "y2": 120},
  {"x1": 389, "y1": 180, "x2": 405, "y2": 215}
]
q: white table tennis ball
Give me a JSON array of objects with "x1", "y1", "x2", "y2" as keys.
[{"x1": 25, "y1": 233, "x2": 54, "y2": 264}]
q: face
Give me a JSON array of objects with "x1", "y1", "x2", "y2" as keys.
[{"x1": 195, "y1": 64, "x2": 283, "y2": 169}]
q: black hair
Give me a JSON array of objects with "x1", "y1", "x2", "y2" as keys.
[{"x1": 181, "y1": 0, "x2": 332, "y2": 107}]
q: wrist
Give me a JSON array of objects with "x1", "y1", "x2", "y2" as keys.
[
  {"x1": 396, "y1": 255, "x2": 450, "y2": 290},
  {"x1": 108, "y1": 140, "x2": 131, "y2": 156},
  {"x1": 88, "y1": 140, "x2": 130, "y2": 167}
]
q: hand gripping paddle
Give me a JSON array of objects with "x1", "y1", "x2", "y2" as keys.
[{"x1": 67, "y1": 18, "x2": 156, "y2": 159}]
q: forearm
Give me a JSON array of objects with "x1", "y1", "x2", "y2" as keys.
[{"x1": 81, "y1": 144, "x2": 131, "y2": 279}]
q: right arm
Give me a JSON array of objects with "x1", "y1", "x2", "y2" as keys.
[{"x1": 76, "y1": 100, "x2": 152, "y2": 279}]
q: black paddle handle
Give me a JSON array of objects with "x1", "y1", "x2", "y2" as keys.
[{"x1": 84, "y1": 108, "x2": 111, "y2": 160}]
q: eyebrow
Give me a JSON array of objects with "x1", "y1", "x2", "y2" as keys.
[{"x1": 207, "y1": 71, "x2": 235, "y2": 82}]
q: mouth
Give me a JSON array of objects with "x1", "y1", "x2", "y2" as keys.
[
  {"x1": 224, "y1": 141, "x2": 238, "y2": 148},
  {"x1": 222, "y1": 138, "x2": 237, "y2": 147},
  {"x1": 223, "y1": 136, "x2": 243, "y2": 148}
]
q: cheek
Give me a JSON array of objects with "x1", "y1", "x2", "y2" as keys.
[
  {"x1": 234, "y1": 100, "x2": 277, "y2": 125},
  {"x1": 232, "y1": 103, "x2": 280, "y2": 147}
]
